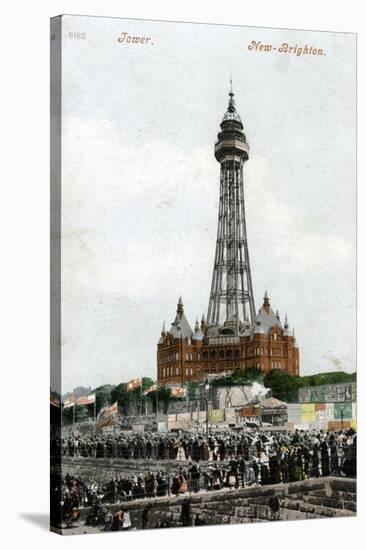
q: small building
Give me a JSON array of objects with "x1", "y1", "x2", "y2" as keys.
[
  {"x1": 259, "y1": 397, "x2": 288, "y2": 426},
  {"x1": 238, "y1": 397, "x2": 287, "y2": 426}
]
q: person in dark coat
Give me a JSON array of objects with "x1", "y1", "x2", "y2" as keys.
[
  {"x1": 141, "y1": 503, "x2": 152, "y2": 529},
  {"x1": 188, "y1": 463, "x2": 201, "y2": 493},
  {"x1": 269, "y1": 452, "x2": 281, "y2": 484},
  {"x1": 320, "y1": 440, "x2": 330, "y2": 477},
  {"x1": 180, "y1": 498, "x2": 191, "y2": 527},
  {"x1": 288, "y1": 449, "x2": 297, "y2": 482},
  {"x1": 111, "y1": 508, "x2": 124, "y2": 531},
  {"x1": 311, "y1": 444, "x2": 320, "y2": 478}
]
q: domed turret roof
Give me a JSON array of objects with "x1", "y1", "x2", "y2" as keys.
[{"x1": 222, "y1": 90, "x2": 242, "y2": 123}]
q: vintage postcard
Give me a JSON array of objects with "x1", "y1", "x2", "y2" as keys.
[{"x1": 50, "y1": 15, "x2": 356, "y2": 534}]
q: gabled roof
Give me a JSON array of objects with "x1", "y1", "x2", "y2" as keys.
[
  {"x1": 259, "y1": 397, "x2": 287, "y2": 409},
  {"x1": 255, "y1": 306, "x2": 282, "y2": 334},
  {"x1": 170, "y1": 313, "x2": 193, "y2": 339}
]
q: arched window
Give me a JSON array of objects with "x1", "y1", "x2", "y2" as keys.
[{"x1": 210, "y1": 351, "x2": 217, "y2": 361}]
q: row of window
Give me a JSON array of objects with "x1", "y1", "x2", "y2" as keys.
[
  {"x1": 160, "y1": 366, "x2": 196, "y2": 378},
  {"x1": 160, "y1": 346, "x2": 290, "y2": 365},
  {"x1": 159, "y1": 358, "x2": 298, "y2": 379},
  {"x1": 160, "y1": 351, "x2": 201, "y2": 364}
]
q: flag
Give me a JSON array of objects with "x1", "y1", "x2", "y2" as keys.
[
  {"x1": 127, "y1": 377, "x2": 141, "y2": 391},
  {"x1": 171, "y1": 387, "x2": 186, "y2": 398},
  {"x1": 97, "y1": 402, "x2": 118, "y2": 428},
  {"x1": 76, "y1": 393, "x2": 96, "y2": 406},
  {"x1": 63, "y1": 396, "x2": 76, "y2": 409},
  {"x1": 143, "y1": 384, "x2": 158, "y2": 396},
  {"x1": 109, "y1": 402, "x2": 118, "y2": 414}
]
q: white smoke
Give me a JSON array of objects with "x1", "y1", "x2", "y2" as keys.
[{"x1": 248, "y1": 382, "x2": 270, "y2": 402}]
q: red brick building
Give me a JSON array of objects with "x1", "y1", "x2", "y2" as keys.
[{"x1": 157, "y1": 293, "x2": 299, "y2": 385}]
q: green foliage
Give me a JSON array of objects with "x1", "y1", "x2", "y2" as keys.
[
  {"x1": 110, "y1": 383, "x2": 129, "y2": 415},
  {"x1": 264, "y1": 370, "x2": 356, "y2": 402},
  {"x1": 156, "y1": 386, "x2": 171, "y2": 414},
  {"x1": 299, "y1": 371, "x2": 356, "y2": 387},
  {"x1": 264, "y1": 370, "x2": 302, "y2": 402},
  {"x1": 188, "y1": 380, "x2": 200, "y2": 400},
  {"x1": 94, "y1": 384, "x2": 116, "y2": 414},
  {"x1": 74, "y1": 406, "x2": 90, "y2": 423},
  {"x1": 142, "y1": 377, "x2": 155, "y2": 391},
  {"x1": 211, "y1": 366, "x2": 264, "y2": 387},
  {"x1": 104, "y1": 377, "x2": 157, "y2": 416},
  {"x1": 62, "y1": 406, "x2": 73, "y2": 425}
]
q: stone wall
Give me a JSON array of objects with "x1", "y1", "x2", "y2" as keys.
[
  {"x1": 62, "y1": 457, "x2": 356, "y2": 530},
  {"x1": 79, "y1": 478, "x2": 356, "y2": 528},
  {"x1": 62, "y1": 457, "x2": 194, "y2": 482}
]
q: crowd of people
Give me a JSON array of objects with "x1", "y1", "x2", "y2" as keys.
[
  {"x1": 60, "y1": 429, "x2": 356, "y2": 478},
  {"x1": 53, "y1": 428, "x2": 356, "y2": 530}
]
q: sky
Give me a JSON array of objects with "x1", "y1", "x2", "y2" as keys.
[{"x1": 58, "y1": 15, "x2": 356, "y2": 393}]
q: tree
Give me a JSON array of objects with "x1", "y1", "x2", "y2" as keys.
[
  {"x1": 156, "y1": 386, "x2": 171, "y2": 414},
  {"x1": 110, "y1": 377, "x2": 156, "y2": 416},
  {"x1": 188, "y1": 380, "x2": 200, "y2": 401},
  {"x1": 264, "y1": 370, "x2": 302, "y2": 402},
  {"x1": 94, "y1": 384, "x2": 116, "y2": 414},
  {"x1": 211, "y1": 366, "x2": 264, "y2": 387}
]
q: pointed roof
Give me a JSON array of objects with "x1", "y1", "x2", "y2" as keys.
[
  {"x1": 222, "y1": 86, "x2": 242, "y2": 123},
  {"x1": 158, "y1": 321, "x2": 166, "y2": 344},
  {"x1": 170, "y1": 297, "x2": 193, "y2": 339},
  {"x1": 254, "y1": 291, "x2": 282, "y2": 334},
  {"x1": 192, "y1": 317, "x2": 204, "y2": 341}
]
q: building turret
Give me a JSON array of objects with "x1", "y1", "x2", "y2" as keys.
[{"x1": 177, "y1": 296, "x2": 184, "y2": 319}]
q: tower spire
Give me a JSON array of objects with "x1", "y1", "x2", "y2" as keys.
[
  {"x1": 228, "y1": 81, "x2": 235, "y2": 112},
  {"x1": 177, "y1": 296, "x2": 184, "y2": 319},
  {"x1": 263, "y1": 291, "x2": 270, "y2": 312}
]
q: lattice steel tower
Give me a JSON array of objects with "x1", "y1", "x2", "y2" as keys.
[{"x1": 207, "y1": 86, "x2": 256, "y2": 328}]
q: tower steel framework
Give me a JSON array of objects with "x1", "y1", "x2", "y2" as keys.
[{"x1": 207, "y1": 87, "x2": 256, "y2": 328}]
